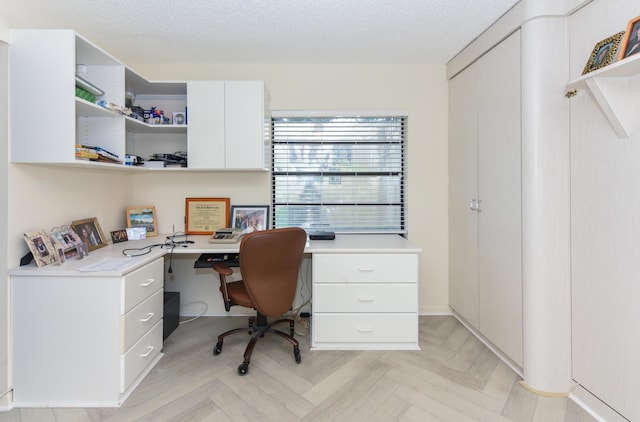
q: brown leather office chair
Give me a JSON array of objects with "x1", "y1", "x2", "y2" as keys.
[{"x1": 211, "y1": 227, "x2": 307, "y2": 375}]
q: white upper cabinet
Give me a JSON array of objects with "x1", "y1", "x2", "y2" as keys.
[
  {"x1": 188, "y1": 80, "x2": 269, "y2": 170},
  {"x1": 9, "y1": 29, "x2": 268, "y2": 171}
]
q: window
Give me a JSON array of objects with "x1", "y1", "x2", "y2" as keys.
[{"x1": 272, "y1": 114, "x2": 406, "y2": 234}]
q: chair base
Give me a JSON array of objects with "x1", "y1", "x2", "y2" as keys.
[{"x1": 213, "y1": 313, "x2": 301, "y2": 375}]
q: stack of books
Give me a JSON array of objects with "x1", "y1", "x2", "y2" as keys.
[{"x1": 75, "y1": 144, "x2": 122, "y2": 164}]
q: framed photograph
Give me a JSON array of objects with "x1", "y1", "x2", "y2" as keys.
[
  {"x1": 185, "y1": 197, "x2": 230, "y2": 234},
  {"x1": 110, "y1": 229, "x2": 128, "y2": 244},
  {"x1": 619, "y1": 16, "x2": 640, "y2": 60},
  {"x1": 230, "y1": 205, "x2": 269, "y2": 233},
  {"x1": 71, "y1": 217, "x2": 107, "y2": 252},
  {"x1": 126, "y1": 205, "x2": 158, "y2": 237},
  {"x1": 49, "y1": 225, "x2": 87, "y2": 261},
  {"x1": 24, "y1": 229, "x2": 59, "y2": 267},
  {"x1": 582, "y1": 31, "x2": 625, "y2": 75}
]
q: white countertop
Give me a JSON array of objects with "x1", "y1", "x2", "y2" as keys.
[{"x1": 11, "y1": 233, "x2": 421, "y2": 277}]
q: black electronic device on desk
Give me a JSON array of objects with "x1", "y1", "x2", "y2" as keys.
[
  {"x1": 308, "y1": 231, "x2": 336, "y2": 240},
  {"x1": 194, "y1": 253, "x2": 240, "y2": 268}
]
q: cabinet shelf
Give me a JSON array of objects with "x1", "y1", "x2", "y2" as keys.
[
  {"x1": 125, "y1": 116, "x2": 187, "y2": 134},
  {"x1": 566, "y1": 53, "x2": 640, "y2": 138}
]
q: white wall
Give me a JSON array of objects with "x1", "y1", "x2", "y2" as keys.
[{"x1": 131, "y1": 63, "x2": 450, "y2": 314}]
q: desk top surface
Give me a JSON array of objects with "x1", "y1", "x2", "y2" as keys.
[{"x1": 10, "y1": 233, "x2": 421, "y2": 277}]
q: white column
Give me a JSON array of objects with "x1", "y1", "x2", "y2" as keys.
[{"x1": 520, "y1": 15, "x2": 572, "y2": 394}]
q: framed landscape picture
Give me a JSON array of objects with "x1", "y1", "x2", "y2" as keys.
[{"x1": 126, "y1": 206, "x2": 158, "y2": 237}]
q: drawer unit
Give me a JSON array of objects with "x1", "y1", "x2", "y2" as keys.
[
  {"x1": 314, "y1": 314, "x2": 418, "y2": 344},
  {"x1": 121, "y1": 320, "x2": 163, "y2": 392},
  {"x1": 313, "y1": 283, "x2": 416, "y2": 313},
  {"x1": 313, "y1": 253, "x2": 417, "y2": 283},
  {"x1": 312, "y1": 253, "x2": 419, "y2": 350},
  {"x1": 11, "y1": 257, "x2": 165, "y2": 407},
  {"x1": 122, "y1": 258, "x2": 164, "y2": 313},
  {"x1": 121, "y1": 289, "x2": 164, "y2": 353}
]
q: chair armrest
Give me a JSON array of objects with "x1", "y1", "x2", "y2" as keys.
[
  {"x1": 212, "y1": 262, "x2": 233, "y2": 276},
  {"x1": 212, "y1": 263, "x2": 234, "y2": 311}
]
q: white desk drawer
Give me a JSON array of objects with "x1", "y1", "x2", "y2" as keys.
[
  {"x1": 314, "y1": 284, "x2": 416, "y2": 313},
  {"x1": 122, "y1": 258, "x2": 163, "y2": 314},
  {"x1": 121, "y1": 320, "x2": 162, "y2": 393},
  {"x1": 313, "y1": 314, "x2": 418, "y2": 343},
  {"x1": 121, "y1": 289, "x2": 163, "y2": 353},
  {"x1": 313, "y1": 254, "x2": 418, "y2": 283}
]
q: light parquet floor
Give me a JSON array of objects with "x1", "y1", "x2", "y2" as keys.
[{"x1": 0, "y1": 316, "x2": 596, "y2": 422}]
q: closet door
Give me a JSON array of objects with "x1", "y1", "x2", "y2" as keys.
[
  {"x1": 449, "y1": 60, "x2": 480, "y2": 328},
  {"x1": 477, "y1": 30, "x2": 523, "y2": 366}
]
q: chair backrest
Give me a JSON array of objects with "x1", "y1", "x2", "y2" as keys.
[{"x1": 239, "y1": 227, "x2": 307, "y2": 317}]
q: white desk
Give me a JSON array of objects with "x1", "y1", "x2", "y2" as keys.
[{"x1": 9, "y1": 234, "x2": 421, "y2": 407}]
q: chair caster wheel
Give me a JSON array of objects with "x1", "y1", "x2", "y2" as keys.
[
  {"x1": 238, "y1": 362, "x2": 249, "y2": 375},
  {"x1": 294, "y1": 348, "x2": 301, "y2": 364},
  {"x1": 213, "y1": 342, "x2": 222, "y2": 355}
]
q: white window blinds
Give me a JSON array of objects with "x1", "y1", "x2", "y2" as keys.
[{"x1": 272, "y1": 115, "x2": 406, "y2": 234}]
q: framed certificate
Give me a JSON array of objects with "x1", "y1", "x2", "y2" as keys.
[{"x1": 185, "y1": 197, "x2": 230, "y2": 234}]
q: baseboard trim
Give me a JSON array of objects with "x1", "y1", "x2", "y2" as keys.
[
  {"x1": 450, "y1": 310, "x2": 524, "y2": 378},
  {"x1": 518, "y1": 380, "x2": 568, "y2": 397}
]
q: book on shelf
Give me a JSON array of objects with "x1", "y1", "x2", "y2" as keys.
[{"x1": 75, "y1": 144, "x2": 122, "y2": 163}]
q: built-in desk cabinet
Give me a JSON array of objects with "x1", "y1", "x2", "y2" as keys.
[
  {"x1": 311, "y1": 253, "x2": 419, "y2": 350},
  {"x1": 9, "y1": 29, "x2": 268, "y2": 170},
  {"x1": 11, "y1": 258, "x2": 164, "y2": 407}
]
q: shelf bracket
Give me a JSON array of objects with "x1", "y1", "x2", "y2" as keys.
[{"x1": 584, "y1": 76, "x2": 637, "y2": 138}]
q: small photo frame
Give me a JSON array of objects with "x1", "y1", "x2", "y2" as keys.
[
  {"x1": 49, "y1": 225, "x2": 87, "y2": 261},
  {"x1": 230, "y1": 205, "x2": 269, "y2": 233},
  {"x1": 110, "y1": 229, "x2": 128, "y2": 244},
  {"x1": 619, "y1": 16, "x2": 640, "y2": 60},
  {"x1": 582, "y1": 31, "x2": 625, "y2": 75},
  {"x1": 185, "y1": 197, "x2": 230, "y2": 234},
  {"x1": 126, "y1": 206, "x2": 158, "y2": 237},
  {"x1": 24, "y1": 229, "x2": 59, "y2": 267},
  {"x1": 71, "y1": 217, "x2": 107, "y2": 252}
]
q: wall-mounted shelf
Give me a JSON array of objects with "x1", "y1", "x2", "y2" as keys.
[{"x1": 566, "y1": 53, "x2": 640, "y2": 138}]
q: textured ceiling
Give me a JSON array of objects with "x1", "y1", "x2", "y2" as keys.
[{"x1": 0, "y1": 0, "x2": 519, "y2": 65}]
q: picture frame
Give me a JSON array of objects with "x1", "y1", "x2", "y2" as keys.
[
  {"x1": 185, "y1": 197, "x2": 230, "y2": 234},
  {"x1": 23, "y1": 229, "x2": 59, "y2": 267},
  {"x1": 49, "y1": 225, "x2": 88, "y2": 261},
  {"x1": 230, "y1": 205, "x2": 270, "y2": 233},
  {"x1": 126, "y1": 205, "x2": 158, "y2": 237},
  {"x1": 71, "y1": 217, "x2": 107, "y2": 252},
  {"x1": 110, "y1": 229, "x2": 128, "y2": 244},
  {"x1": 582, "y1": 31, "x2": 625, "y2": 75},
  {"x1": 619, "y1": 16, "x2": 640, "y2": 60}
]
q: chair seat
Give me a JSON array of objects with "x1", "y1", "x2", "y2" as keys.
[{"x1": 221, "y1": 281, "x2": 253, "y2": 308}]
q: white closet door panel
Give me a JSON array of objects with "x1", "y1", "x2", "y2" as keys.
[
  {"x1": 187, "y1": 80, "x2": 225, "y2": 169},
  {"x1": 448, "y1": 62, "x2": 480, "y2": 328},
  {"x1": 571, "y1": 84, "x2": 640, "y2": 422},
  {"x1": 477, "y1": 31, "x2": 523, "y2": 366}
]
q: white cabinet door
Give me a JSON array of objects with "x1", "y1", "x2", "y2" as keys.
[
  {"x1": 187, "y1": 80, "x2": 267, "y2": 170},
  {"x1": 187, "y1": 80, "x2": 225, "y2": 169},
  {"x1": 225, "y1": 81, "x2": 267, "y2": 170},
  {"x1": 448, "y1": 30, "x2": 523, "y2": 366},
  {"x1": 477, "y1": 31, "x2": 523, "y2": 366},
  {"x1": 448, "y1": 63, "x2": 480, "y2": 328}
]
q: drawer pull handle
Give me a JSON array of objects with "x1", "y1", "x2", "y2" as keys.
[
  {"x1": 358, "y1": 327, "x2": 374, "y2": 333},
  {"x1": 358, "y1": 297, "x2": 375, "y2": 302},
  {"x1": 140, "y1": 278, "x2": 156, "y2": 287},
  {"x1": 357, "y1": 267, "x2": 374, "y2": 272},
  {"x1": 140, "y1": 313, "x2": 154, "y2": 322},
  {"x1": 140, "y1": 346, "x2": 154, "y2": 358}
]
